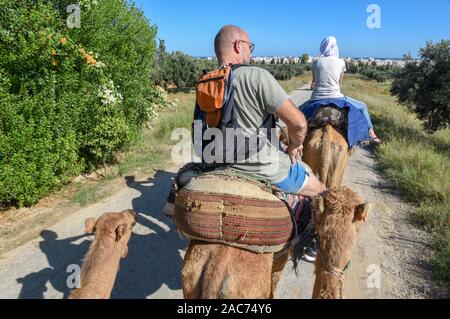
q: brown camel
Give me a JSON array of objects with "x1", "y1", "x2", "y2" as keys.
[
  {"x1": 303, "y1": 125, "x2": 350, "y2": 188},
  {"x1": 181, "y1": 187, "x2": 370, "y2": 299},
  {"x1": 69, "y1": 209, "x2": 137, "y2": 299},
  {"x1": 311, "y1": 187, "x2": 371, "y2": 299},
  {"x1": 279, "y1": 107, "x2": 350, "y2": 188},
  {"x1": 182, "y1": 241, "x2": 274, "y2": 299}
]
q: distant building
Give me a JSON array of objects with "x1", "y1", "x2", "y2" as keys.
[{"x1": 249, "y1": 55, "x2": 410, "y2": 67}]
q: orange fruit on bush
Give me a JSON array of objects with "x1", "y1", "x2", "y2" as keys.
[{"x1": 85, "y1": 55, "x2": 97, "y2": 65}]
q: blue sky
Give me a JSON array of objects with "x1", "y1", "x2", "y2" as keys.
[{"x1": 134, "y1": 0, "x2": 450, "y2": 58}]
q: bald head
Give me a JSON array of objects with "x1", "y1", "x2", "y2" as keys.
[{"x1": 214, "y1": 25, "x2": 252, "y2": 65}]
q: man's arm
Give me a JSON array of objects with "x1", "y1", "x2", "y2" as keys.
[{"x1": 274, "y1": 99, "x2": 308, "y2": 164}]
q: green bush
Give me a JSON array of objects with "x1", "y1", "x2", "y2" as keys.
[
  {"x1": 0, "y1": 0, "x2": 158, "y2": 207},
  {"x1": 346, "y1": 61, "x2": 397, "y2": 82},
  {"x1": 391, "y1": 40, "x2": 450, "y2": 133},
  {"x1": 153, "y1": 48, "x2": 217, "y2": 90},
  {"x1": 259, "y1": 64, "x2": 305, "y2": 81}
]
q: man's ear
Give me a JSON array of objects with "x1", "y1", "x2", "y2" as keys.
[
  {"x1": 233, "y1": 40, "x2": 241, "y2": 54},
  {"x1": 313, "y1": 195, "x2": 325, "y2": 226},
  {"x1": 84, "y1": 218, "x2": 97, "y2": 234},
  {"x1": 354, "y1": 203, "x2": 372, "y2": 222},
  {"x1": 115, "y1": 224, "x2": 128, "y2": 242}
]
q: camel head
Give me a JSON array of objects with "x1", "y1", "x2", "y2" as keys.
[
  {"x1": 312, "y1": 187, "x2": 372, "y2": 298},
  {"x1": 84, "y1": 209, "x2": 137, "y2": 258}
]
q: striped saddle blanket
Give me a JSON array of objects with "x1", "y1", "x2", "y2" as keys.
[{"x1": 172, "y1": 171, "x2": 312, "y2": 254}]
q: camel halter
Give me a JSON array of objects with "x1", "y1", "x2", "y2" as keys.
[{"x1": 317, "y1": 235, "x2": 351, "y2": 298}]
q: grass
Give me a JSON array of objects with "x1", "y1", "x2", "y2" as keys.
[
  {"x1": 342, "y1": 74, "x2": 450, "y2": 284},
  {"x1": 155, "y1": 91, "x2": 196, "y2": 144},
  {"x1": 279, "y1": 73, "x2": 311, "y2": 92}
]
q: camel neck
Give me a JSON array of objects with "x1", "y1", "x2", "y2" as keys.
[
  {"x1": 316, "y1": 270, "x2": 344, "y2": 299},
  {"x1": 77, "y1": 238, "x2": 124, "y2": 298},
  {"x1": 313, "y1": 256, "x2": 345, "y2": 299}
]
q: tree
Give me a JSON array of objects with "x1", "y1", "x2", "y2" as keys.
[
  {"x1": 159, "y1": 39, "x2": 166, "y2": 54},
  {"x1": 346, "y1": 61, "x2": 359, "y2": 74},
  {"x1": 301, "y1": 54, "x2": 309, "y2": 64},
  {"x1": 403, "y1": 52, "x2": 413, "y2": 61},
  {"x1": 391, "y1": 40, "x2": 450, "y2": 132}
]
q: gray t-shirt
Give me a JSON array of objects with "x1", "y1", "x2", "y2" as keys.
[
  {"x1": 311, "y1": 56, "x2": 346, "y2": 100},
  {"x1": 229, "y1": 66, "x2": 292, "y2": 184}
]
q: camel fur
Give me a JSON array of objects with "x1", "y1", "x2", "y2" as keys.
[{"x1": 69, "y1": 209, "x2": 137, "y2": 299}]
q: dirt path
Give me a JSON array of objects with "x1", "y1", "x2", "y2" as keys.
[{"x1": 0, "y1": 88, "x2": 446, "y2": 299}]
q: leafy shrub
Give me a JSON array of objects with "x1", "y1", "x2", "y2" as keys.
[
  {"x1": 258, "y1": 64, "x2": 305, "y2": 80},
  {"x1": 346, "y1": 61, "x2": 397, "y2": 82},
  {"x1": 153, "y1": 49, "x2": 216, "y2": 90},
  {"x1": 391, "y1": 40, "x2": 450, "y2": 132},
  {"x1": 0, "y1": 0, "x2": 158, "y2": 207}
]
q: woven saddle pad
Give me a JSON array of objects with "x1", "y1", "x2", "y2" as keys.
[
  {"x1": 309, "y1": 105, "x2": 348, "y2": 131},
  {"x1": 173, "y1": 174, "x2": 294, "y2": 253}
]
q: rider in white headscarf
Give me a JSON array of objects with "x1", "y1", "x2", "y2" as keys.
[
  {"x1": 320, "y1": 36, "x2": 339, "y2": 58},
  {"x1": 309, "y1": 36, "x2": 381, "y2": 143}
]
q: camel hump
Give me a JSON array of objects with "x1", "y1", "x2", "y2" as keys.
[{"x1": 323, "y1": 124, "x2": 333, "y2": 133}]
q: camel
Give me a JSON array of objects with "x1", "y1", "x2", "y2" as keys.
[
  {"x1": 303, "y1": 125, "x2": 349, "y2": 188},
  {"x1": 311, "y1": 187, "x2": 371, "y2": 299},
  {"x1": 181, "y1": 187, "x2": 370, "y2": 299},
  {"x1": 279, "y1": 105, "x2": 351, "y2": 188},
  {"x1": 182, "y1": 241, "x2": 274, "y2": 299},
  {"x1": 69, "y1": 209, "x2": 137, "y2": 299}
]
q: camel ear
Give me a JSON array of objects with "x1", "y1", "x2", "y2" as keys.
[
  {"x1": 84, "y1": 218, "x2": 97, "y2": 234},
  {"x1": 354, "y1": 203, "x2": 372, "y2": 222},
  {"x1": 115, "y1": 224, "x2": 128, "y2": 242},
  {"x1": 313, "y1": 195, "x2": 325, "y2": 225}
]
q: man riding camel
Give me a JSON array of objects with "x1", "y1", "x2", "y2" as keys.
[{"x1": 208, "y1": 25, "x2": 326, "y2": 198}]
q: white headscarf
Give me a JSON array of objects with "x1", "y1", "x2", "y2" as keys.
[{"x1": 320, "y1": 36, "x2": 339, "y2": 58}]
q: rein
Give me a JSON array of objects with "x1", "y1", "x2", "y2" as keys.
[{"x1": 316, "y1": 235, "x2": 351, "y2": 298}]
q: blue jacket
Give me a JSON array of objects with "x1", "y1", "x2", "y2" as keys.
[{"x1": 300, "y1": 98, "x2": 370, "y2": 149}]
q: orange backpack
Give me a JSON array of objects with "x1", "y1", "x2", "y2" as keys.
[
  {"x1": 193, "y1": 64, "x2": 276, "y2": 165},
  {"x1": 196, "y1": 65, "x2": 232, "y2": 128}
]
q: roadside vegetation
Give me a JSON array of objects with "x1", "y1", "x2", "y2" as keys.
[
  {"x1": 342, "y1": 75, "x2": 449, "y2": 284},
  {"x1": 345, "y1": 60, "x2": 400, "y2": 82},
  {"x1": 0, "y1": 0, "x2": 162, "y2": 207}
]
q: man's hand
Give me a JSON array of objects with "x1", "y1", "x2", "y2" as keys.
[
  {"x1": 274, "y1": 99, "x2": 308, "y2": 162},
  {"x1": 287, "y1": 145, "x2": 303, "y2": 164}
]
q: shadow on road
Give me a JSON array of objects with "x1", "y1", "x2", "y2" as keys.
[
  {"x1": 17, "y1": 231, "x2": 89, "y2": 299},
  {"x1": 112, "y1": 171, "x2": 186, "y2": 298},
  {"x1": 17, "y1": 170, "x2": 186, "y2": 299}
]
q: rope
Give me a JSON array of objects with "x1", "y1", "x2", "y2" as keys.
[{"x1": 316, "y1": 235, "x2": 352, "y2": 298}]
